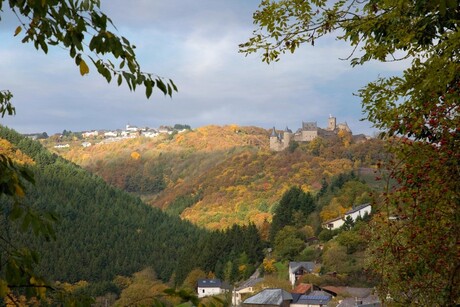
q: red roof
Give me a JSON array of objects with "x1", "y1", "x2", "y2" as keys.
[{"x1": 291, "y1": 283, "x2": 312, "y2": 294}]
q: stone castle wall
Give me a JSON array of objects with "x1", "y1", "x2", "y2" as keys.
[{"x1": 270, "y1": 116, "x2": 351, "y2": 151}]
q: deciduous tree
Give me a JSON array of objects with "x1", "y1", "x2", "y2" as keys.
[
  {"x1": 242, "y1": 0, "x2": 459, "y2": 304},
  {"x1": 0, "y1": 0, "x2": 177, "y2": 302}
]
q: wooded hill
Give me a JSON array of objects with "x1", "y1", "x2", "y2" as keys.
[
  {"x1": 0, "y1": 126, "x2": 264, "y2": 292},
  {"x1": 50, "y1": 125, "x2": 387, "y2": 230}
]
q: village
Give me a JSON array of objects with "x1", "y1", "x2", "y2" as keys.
[
  {"x1": 197, "y1": 260, "x2": 380, "y2": 306},
  {"x1": 23, "y1": 124, "x2": 191, "y2": 149},
  {"x1": 195, "y1": 203, "x2": 379, "y2": 307}
]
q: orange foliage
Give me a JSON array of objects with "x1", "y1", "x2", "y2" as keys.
[
  {"x1": 0, "y1": 139, "x2": 35, "y2": 165},
  {"x1": 131, "y1": 151, "x2": 141, "y2": 160},
  {"x1": 48, "y1": 126, "x2": 384, "y2": 230}
]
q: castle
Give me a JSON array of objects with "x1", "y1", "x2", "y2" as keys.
[{"x1": 270, "y1": 115, "x2": 352, "y2": 151}]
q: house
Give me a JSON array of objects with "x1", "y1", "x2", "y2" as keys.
[
  {"x1": 81, "y1": 142, "x2": 91, "y2": 147},
  {"x1": 232, "y1": 278, "x2": 264, "y2": 306},
  {"x1": 345, "y1": 203, "x2": 371, "y2": 221},
  {"x1": 323, "y1": 216, "x2": 345, "y2": 230},
  {"x1": 337, "y1": 295, "x2": 381, "y2": 307},
  {"x1": 141, "y1": 129, "x2": 159, "y2": 138},
  {"x1": 289, "y1": 262, "x2": 316, "y2": 287},
  {"x1": 54, "y1": 143, "x2": 70, "y2": 148},
  {"x1": 322, "y1": 204, "x2": 372, "y2": 230},
  {"x1": 321, "y1": 286, "x2": 380, "y2": 307},
  {"x1": 197, "y1": 279, "x2": 229, "y2": 298},
  {"x1": 243, "y1": 288, "x2": 293, "y2": 307},
  {"x1": 82, "y1": 130, "x2": 98, "y2": 138},
  {"x1": 104, "y1": 131, "x2": 118, "y2": 137},
  {"x1": 125, "y1": 124, "x2": 138, "y2": 132},
  {"x1": 291, "y1": 291, "x2": 332, "y2": 307}
]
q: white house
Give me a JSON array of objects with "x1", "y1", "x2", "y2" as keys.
[
  {"x1": 142, "y1": 129, "x2": 159, "y2": 138},
  {"x1": 197, "y1": 279, "x2": 229, "y2": 298},
  {"x1": 104, "y1": 131, "x2": 118, "y2": 137},
  {"x1": 54, "y1": 144, "x2": 70, "y2": 148},
  {"x1": 289, "y1": 262, "x2": 316, "y2": 287},
  {"x1": 344, "y1": 203, "x2": 371, "y2": 221},
  {"x1": 323, "y1": 216, "x2": 345, "y2": 230},
  {"x1": 82, "y1": 130, "x2": 99, "y2": 138},
  {"x1": 322, "y1": 203, "x2": 372, "y2": 230},
  {"x1": 125, "y1": 124, "x2": 138, "y2": 132}
]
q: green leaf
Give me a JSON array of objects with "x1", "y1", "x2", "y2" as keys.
[
  {"x1": 145, "y1": 80, "x2": 153, "y2": 98},
  {"x1": 169, "y1": 79, "x2": 178, "y2": 92},
  {"x1": 156, "y1": 79, "x2": 167, "y2": 95}
]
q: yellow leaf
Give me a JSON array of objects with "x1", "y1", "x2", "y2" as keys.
[
  {"x1": 15, "y1": 184, "x2": 25, "y2": 197},
  {"x1": 79, "y1": 59, "x2": 89, "y2": 76},
  {"x1": 14, "y1": 26, "x2": 22, "y2": 37}
]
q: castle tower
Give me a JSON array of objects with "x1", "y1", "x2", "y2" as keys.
[
  {"x1": 327, "y1": 115, "x2": 336, "y2": 131},
  {"x1": 283, "y1": 126, "x2": 293, "y2": 149},
  {"x1": 270, "y1": 127, "x2": 282, "y2": 151}
]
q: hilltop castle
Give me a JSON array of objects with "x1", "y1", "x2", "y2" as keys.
[{"x1": 270, "y1": 115, "x2": 352, "y2": 151}]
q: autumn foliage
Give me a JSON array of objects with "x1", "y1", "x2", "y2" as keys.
[{"x1": 53, "y1": 125, "x2": 385, "y2": 230}]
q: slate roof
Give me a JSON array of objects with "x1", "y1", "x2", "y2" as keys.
[
  {"x1": 236, "y1": 278, "x2": 264, "y2": 291},
  {"x1": 337, "y1": 295, "x2": 381, "y2": 307},
  {"x1": 197, "y1": 279, "x2": 222, "y2": 288},
  {"x1": 321, "y1": 286, "x2": 372, "y2": 298},
  {"x1": 295, "y1": 291, "x2": 332, "y2": 305},
  {"x1": 289, "y1": 262, "x2": 315, "y2": 274},
  {"x1": 243, "y1": 288, "x2": 293, "y2": 305}
]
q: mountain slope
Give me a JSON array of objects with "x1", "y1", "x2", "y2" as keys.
[
  {"x1": 54, "y1": 125, "x2": 386, "y2": 230},
  {"x1": 0, "y1": 126, "x2": 263, "y2": 286}
]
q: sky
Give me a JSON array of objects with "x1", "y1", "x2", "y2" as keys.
[{"x1": 0, "y1": 1, "x2": 409, "y2": 136}]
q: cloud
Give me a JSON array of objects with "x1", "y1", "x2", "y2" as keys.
[{"x1": 0, "y1": 1, "x2": 399, "y2": 136}]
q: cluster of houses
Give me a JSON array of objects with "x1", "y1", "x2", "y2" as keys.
[
  {"x1": 197, "y1": 262, "x2": 380, "y2": 306},
  {"x1": 322, "y1": 204, "x2": 372, "y2": 230},
  {"x1": 52, "y1": 124, "x2": 188, "y2": 149},
  {"x1": 81, "y1": 124, "x2": 178, "y2": 140}
]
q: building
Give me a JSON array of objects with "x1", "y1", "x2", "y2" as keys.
[
  {"x1": 323, "y1": 204, "x2": 372, "y2": 230},
  {"x1": 243, "y1": 288, "x2": 293, "y2": 307},
  {"x1": 82, "y1": 130, "x2": 98, "y2": 138},
  {"x1": 270, "y1": 115, "x2": 352, "y2": 151},
  {"x1": 289, "y1": 262, "x2": 316, "y2": 287},
  {"x1": 345, "y1": 203, "x2": 372, "y2": 221},
  {"x1": 291, "y1": 290, "x2": 333, "y2": 307},
  {"x1": 197, "y1": 279, "x2": 229, "y2": 298},
  {"x1": 232, "y1": 278, "x2": 264, "y2": 306}
]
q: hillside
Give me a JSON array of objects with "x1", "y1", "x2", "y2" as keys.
[
  {"x1": 50, "y1": 125, "x2": 387, "y2": 230},
  {"x1": 0, "y1": 126, "x2": 264, "y2": 290}
]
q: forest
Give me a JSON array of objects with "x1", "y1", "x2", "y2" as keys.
[
  {"x1": 0, "y1": 125, "x2": 265, "y2": 304},
  {"x1": 51, "y1": 124, "x2": 387, "y2": 231},
  {"x1": 18, "y1": 123, "x2": 388, "y2": 304}
]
